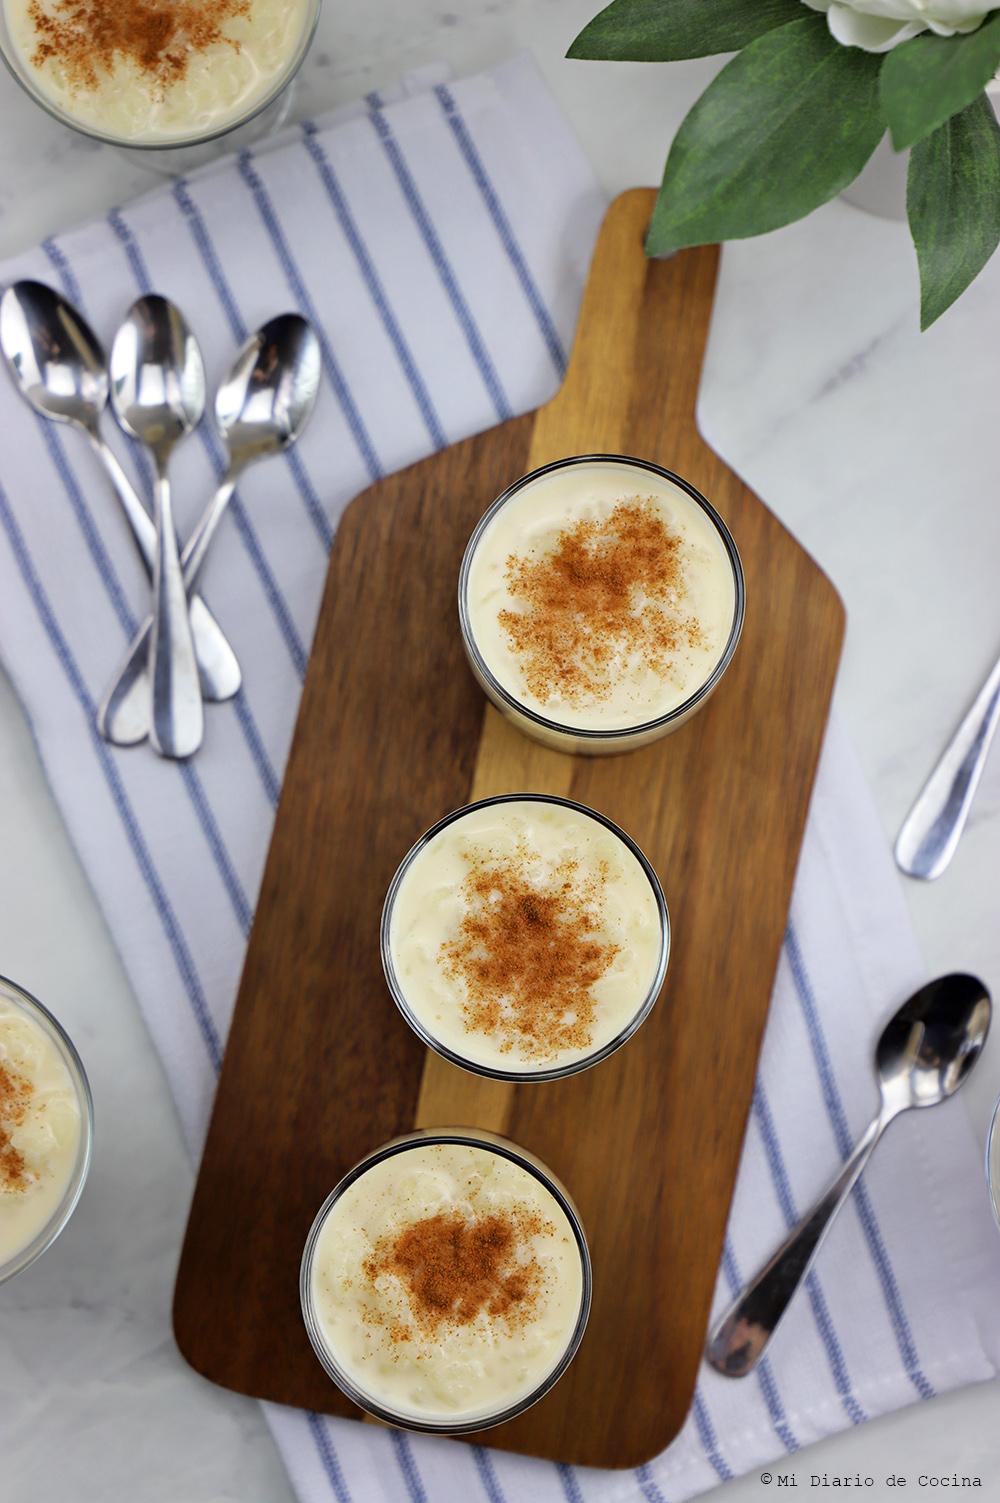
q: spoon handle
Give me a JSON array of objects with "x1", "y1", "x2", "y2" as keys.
[
  {"x1": 149, "y1": 465, "x2": 203, "y2": 759},
  {"x1": 895, "y1": 647, "x2": 1000, "y2": 881},
  {"x1": 98, "y1": 468, "x2": 240, "y2": 747},
  {"x1": 705, "y1": 1111, "x2": 885, "y2": 1377},
  {"x1": 86, "y1": 427, "x2": 240, "y2": 707}
]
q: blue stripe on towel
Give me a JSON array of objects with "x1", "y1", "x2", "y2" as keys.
[
  {"x1": 0, "y1": 476, "x2": 223, "y2": 1072},
  {"x1": 689, "y1": 1390, "x2": 734, "y2": 1482},
  {"x1": 40, "y1": 237, "x2": 83, "y2": 308},
  {"x1": 300, "y1": 122, "x2": 448, "y2": 453},
  {"x1": 236, "y1": 149, "x2": 384, "y2": 485},
  {"x1": 33, "y1": 415, "x2": 138, "y2": 638},
  {"x1": 556, "y1": 1461, "x2": 584, "y2": 1503},
  {"x1": 107, "y1": 207, "x2": 152, "y2": 293},
  {"x1": 784, "y1": 924, "x2": 936, "y2": 1401},
  {"x1": 171, "y1": 180, "x2": 247, "y2": 346},
  {"x1": 434, "y1": 85, "x2": 567, "y2": 380},
  {"x1": 365, "y1": 93, "x2": 512, "y2": 424},
  {"x1": 752, "y1": 1083, "x2": 867, "y2": 1425},
  {"x1": 473, "y1": 1447, "x2": 506, "y2": 1503},
  {"x1": 178, "y1": 763, "x2": 252, "y2": 937},
  {"x1": 306, "y1": 1413, "x2": 353, "y2": 1503},
  {"x1": 37, "y1": 232, "x2": 283, "y2": 813},
  {"x1": 636, "y1": 1462, "x2": 669, "y2": 1503},
  {"x1": 231, "y1": 689, "x2": 280, "y2": 810},
  {"x1": 721, "y1": 1239, "x2": 800, "y2": 1452},
  {"x1": 389, "y1": 1431, "x2": 428, "y2": 1503},
  {"x1": 172, "y1": 178, "x2": 332, "y2": 552}
]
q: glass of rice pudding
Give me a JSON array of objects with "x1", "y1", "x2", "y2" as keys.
[
  {"x1": 0, "y1": 973, "x2": 92, "y2": 1285},
  {"x1": 0, "y1": 0, "x2": 320, "y2": 152},
  {"x1": 459, "y1": 454, "x2": 745, "y2": 755},
  {"x1": 301, "y1": 1129, "x2": 591, "y2": 1433},
  {"x1": 382, "y1": 794, "x2": 669, "y2": 1083}
]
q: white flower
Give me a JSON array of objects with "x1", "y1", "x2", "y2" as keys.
[{"x1": 802, "y1": 0, "x2": 991, "y2": 52}]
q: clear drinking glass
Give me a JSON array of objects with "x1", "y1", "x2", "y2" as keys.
[
  {"x1": 381, "y1": 793, "x2": 670, "y2": 1083},
  {"x1": 0, "y1": 973, "x2": 93, "y2": 1285},
  {"x1": 0, "y1": 0, "x2": 321, "y2": 161},
  {"x1": 301, "y1": 1128, "x2": 591, "y2": 1434},
  {"x1": 459, "y1": 453, "x2": 746, "y2": 755}
]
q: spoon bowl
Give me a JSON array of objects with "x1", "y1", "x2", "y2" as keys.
[
  {"x1": 110, "y1": 295, "x2": 205, "y2": 759},
  {"x1": 216, "y1": 312, "x2": 321, "y2": 465},
  {"x1": 110, "y1": 295, "x2": 205, "y2": 458},
  {"x1": 0, "y1": 280, "x2": 107, "y2": 426},
  {"x1": 707, "y1": 972, "x2": 991, "y2": 1377},
  {"x1": 876, "y1": 972, "x2": 991, "y2": 1114}
]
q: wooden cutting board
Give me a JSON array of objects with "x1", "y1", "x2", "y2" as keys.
[{"x1": 173, "y1": 190, "x2": 845, "y2": 1468}]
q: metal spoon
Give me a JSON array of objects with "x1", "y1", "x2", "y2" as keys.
[
  {"x1": 895, "y1": 646, "x2": 1000, "y2": 880},
  {"x1": 110, "y1": 295, "x2": 206, "y2": 759},
  {"x1": 706, "y1": 972, "x2": 991, "y2": 1378},
  {"x1": 99, "y1": 314, "x2": 321, "y2": 747},
  {"x1": 0, "y1": 280, "x2": 240, "y2": 705}
]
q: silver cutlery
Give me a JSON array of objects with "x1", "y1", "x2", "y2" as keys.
[
  {"x1": 895, "y1": 648, "x2": 1000, "y2": 880},
  {"x1": 706, "y1": 972, "x2": 991, "y2": 1377},
  {"x1": 0, "y1": 280, "x2": 240, "y2": 706},
  {"x1": 98, "y1": 313, "x2": 321, "y2": 747},
  {"x1": 110, "y1": 295, "x2": 206, "y2": 759}
]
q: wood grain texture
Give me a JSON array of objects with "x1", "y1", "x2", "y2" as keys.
[{"x1": 174, "y1": 191, "x2": 845, "y2": 1468}]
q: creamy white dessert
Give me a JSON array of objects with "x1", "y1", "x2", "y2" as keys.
[
  {"x1": 305, "y1": 1139, "x2": 586, "y2": 1426},
  {"x1": 463, "y1": 459, "x2": 739, "y2": 735},
  {"x1": 0, "y1": 997, "x2": 82, "y2": 1271},
  {"x1": 2, "y1": 0, "x2": 314, "y2": 144},
  {"x1": 385, "y1": 798, "x2": 666, "y2": 1076}
]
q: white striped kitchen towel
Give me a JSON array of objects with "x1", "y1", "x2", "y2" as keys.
[{"x1": 0, "y1": 50, "x2": 999, "y2": 1503}]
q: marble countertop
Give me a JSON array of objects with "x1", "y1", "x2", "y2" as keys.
[{"x1": 2, "y1": 3, "x2": 1000, "y2": 1499}]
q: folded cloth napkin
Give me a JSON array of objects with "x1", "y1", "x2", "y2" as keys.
[{"x1": 1, "y1": 50, "x2": 999, "y2": 1503}]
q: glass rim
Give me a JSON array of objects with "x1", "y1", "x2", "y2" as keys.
[
  {"x1": 986, "y1": 1092, "x2": 1000, "y2": 1237},
  {"x1": 0, "y1": 0, "x2": 322, "y2": 150},
  {"x1": 380, "y1": 792, "x2": 670, "y2": 1083},
  {"x1": 300, "y1": 1127, "x2": 592, "y2": 1434},
  {"x1": 0, "y1": 971, "x2": 94, "y2": 1286},
  {"x1": 458, "y1": 452, "x2": 746, "y2": 744}
]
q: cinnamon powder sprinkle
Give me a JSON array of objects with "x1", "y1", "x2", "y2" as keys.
[
  {"x1": 28, "y1": 0, "x2": 251, "y2": 96},
  {"x1": 441, "y1": 851, "x2": 618, "y2": 1059},
  {"x1": 0, "y1": 1060, "x2": 33, "y2": 1195},
  {"x1": 364, "y1": 1207, "x2": 546, "y2": 1341},
  {"x1": 498, "y1": 497, "x2": 704, "y2": 709}
]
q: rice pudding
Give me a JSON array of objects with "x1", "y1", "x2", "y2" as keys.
[
  {"x1": 301, "y1": 1133, "x2": 590, "y2": 1431},
  {"x1": 460, "y1": 455, "x2": 744, "y2": 753},
  {"x1": 382, "y1": 796, "x2": 668, "y2": 1081},
  {"x1": 1, "y1": 0, "x2": 317, "y2": 144},
  {"x1": 1, "y1": 978, "x2": 90, "y2": 1282}
]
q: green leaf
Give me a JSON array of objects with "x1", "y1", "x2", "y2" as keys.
[
  {"x1": 907, "y1": 93, "x2": 1000, "y2": 329},
  {"x1": 646, "y1": 16, "x2": 885, "y2": 255},
  {"x1": 881, "y1": 14, "x2": 1000, "y2": 151},
  {"x1": 567, "y1": 0, "x2": 803, "y2": 62}
]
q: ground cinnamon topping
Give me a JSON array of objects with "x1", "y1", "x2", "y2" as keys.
[
  {"x1": 498, "y1": 497, "x2": 703, "y2": 708},
  {"x1": 0, "y1": 1060, "x2": 32, "y2": 1195},
  {"x1": 28, "y1": 0, "x2": 251, "y2": 95},
  {"x1": 441, "y1": 850, "x2": 618, "y2": 1059},
  {"x1": 364, "y1": 1207, "x2": 546, "y2": 1341}
]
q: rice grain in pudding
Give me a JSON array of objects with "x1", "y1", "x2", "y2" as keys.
[
  {"x1": 2, "y1": 0, "x2": 314, "y2": 143},
  {"x1": 303, "y1": 1137, "x2": 588, "y2": 1429},
  {"x1": 383, "y1": 796, "x2": 668, "y2": 1080},
  {"x1": 0, "y1": 996, "x2": 82, "y2": 1271}
]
